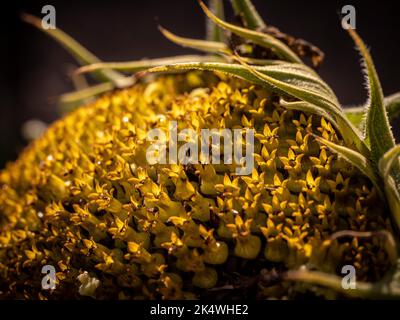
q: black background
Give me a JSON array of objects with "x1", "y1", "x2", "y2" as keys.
[{"x1": 1, "y1": 0, "x2": 399, "y2": 168}]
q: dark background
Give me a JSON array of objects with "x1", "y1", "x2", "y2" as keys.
[{"x1": 1, "y1": 0, "x2": 399, "y2": 169}]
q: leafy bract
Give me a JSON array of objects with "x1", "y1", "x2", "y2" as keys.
[
  {"x1": 199, "y1": 1, "x2": 302, "y2": 63},
  {"x1": 347, "y1": 29, "x2": 395, "y2": 161}
]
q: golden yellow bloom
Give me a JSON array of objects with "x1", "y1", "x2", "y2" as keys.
[
  {"x1": 2, "y1": 0, "x2": 400, "y2": 299},
  {"x1": 0, "y1": 73, "x2": 392, "y2": 299}
]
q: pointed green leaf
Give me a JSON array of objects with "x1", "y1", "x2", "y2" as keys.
[
  {"x1": 76, "y1": 55, "x2": 225, "y2": 74},
  {"x1": 159, "y1": 26, "x2": 296, "y2": 66},
  {"x1": 159, "y1": 26, "x2": 296, "y2": 67},
  {"x1": 230, "y1": 0, "x2": 266, "y2": 30},
  {"x1": 21, "y1": 13, "x2": 133, "y2": 88},
  {"x1": 159, "y1": 26, "x2": 229, "y2": 54},
  {"x1": 158, "y1": 27, "x2": 294, "y2": 66},
  {"x1": 347, "y1": 29, "x2": 395, "y2": 161},
  {"x1": 348, "y1": 28, "x2": 400, "y2": 187},
  {"x1": 158, "y1": 27, "x2": 292, "y2": 66},
  {"x1": 149, "y1": 61, "x2": 336, "y2": 105},
  {"x1": 232, "y1": 56, "x2": 339, "y2": 111},
  {"x1": 198, "y1": 1, "x2": 302, "y2": 63},
  {"x1": 239, "y1": 58, "x2": 291, "y2": 66}
]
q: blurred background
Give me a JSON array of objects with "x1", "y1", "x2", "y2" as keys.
[{"x1": 1, "y1": 0, "x2": 399, "y2": 168}]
